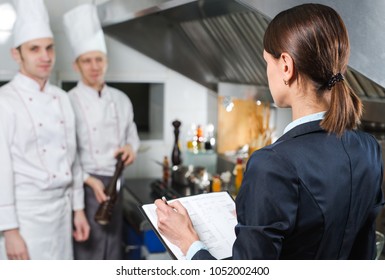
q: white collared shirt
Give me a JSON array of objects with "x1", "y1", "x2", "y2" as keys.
[
  {"x1": 283, "y1": 111, "x2": 326, "y2": 134},
  {"x1": 68, "y1": 81, "x2": 140, "y2": 179},
  {"x1": 0, "y1": 73, "x2": 84, "y2": 231}
]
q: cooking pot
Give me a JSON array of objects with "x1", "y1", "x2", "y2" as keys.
[
  {"x1": 171, "y1": 165, "x2": 193, "y2": 187},
  {"x1": 171, "y1": 165, "x2": 211, "y2": 195}
]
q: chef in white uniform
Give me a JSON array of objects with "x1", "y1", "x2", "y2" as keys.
[
  {"x1": 0, "y1": 0, "x2": 90, "y2": 260},
  {"x1": 63, "y1": 4, "x2": 140, "y2": 259}
]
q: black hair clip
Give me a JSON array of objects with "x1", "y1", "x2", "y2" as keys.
[{"x1": 327, "y1": 73, "x2": 344, "y2": 90}]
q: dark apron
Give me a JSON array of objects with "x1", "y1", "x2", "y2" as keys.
[{"x1": 74, "y1": 174, "x2": 123, "y2": 260}]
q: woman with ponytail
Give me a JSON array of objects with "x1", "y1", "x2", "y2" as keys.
[{"x1": 155, "y1": 4, "x2": 384, "y2": 259}]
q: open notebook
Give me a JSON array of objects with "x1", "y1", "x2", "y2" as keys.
[{"x1": 140, "y1": 191, "x2": 237, "y2": 260}]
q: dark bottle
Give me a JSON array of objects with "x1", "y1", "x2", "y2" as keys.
[
  {"x1": 94, "y1": 153, "x2": 125, "y2": 225},
  {"x1": 171, "y1": 120, "x2": 182, "y2": 166}
]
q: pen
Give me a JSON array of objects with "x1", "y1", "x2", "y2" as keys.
[
  {"x1": 161, "y1": 196, "x2": 169, "y2": 205},
  {"x1": 162, "y1": 196, "x2": 177, "y2": 212}
]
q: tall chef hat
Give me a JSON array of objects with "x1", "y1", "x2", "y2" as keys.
[
  {"x1": 63, "y1": 4, "x2": 107, "y2": 60},
  {"x1": 12, "y1": 0, "x2": 53, "y2": 48}
]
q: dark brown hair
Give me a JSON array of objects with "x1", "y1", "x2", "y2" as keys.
[{"x1": 263, "y1": 4, "x2": 362, "y2": 136}]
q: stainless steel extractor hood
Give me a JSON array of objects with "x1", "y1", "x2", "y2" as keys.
[{"x1": 99, "y1": 0, "x2": 385, "y2": 122}]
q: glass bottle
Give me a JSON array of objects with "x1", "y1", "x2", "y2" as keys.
[
  {"x1": 162, "y1": 156, "x2": 170, "y2": 186},
  {"x1": 204, "y1": 123, "x2": 215, "y2": 151},
  {"x1": 211, "y1": 175, "x2": 221, "y2": 192},
  {"x1": 196, "y1": 125, "x2": 204, "y2": 151},
  {"x1": 186, "y1": 123, "x2": 197, "y2": 152}
]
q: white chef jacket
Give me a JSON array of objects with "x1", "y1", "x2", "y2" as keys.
[
  {"x1": 68, "y1": 81, "x2": 140, "y2": 180},
  {"x1": 0, "y1": 73, "x2": 84, "y2": 259}
]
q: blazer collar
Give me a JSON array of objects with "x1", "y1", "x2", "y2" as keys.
[{"x1": 277, "y1": 120, "x2": 325, "y2": 142}]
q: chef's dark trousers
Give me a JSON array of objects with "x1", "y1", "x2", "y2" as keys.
[{"x1": 74, "y1": 174, "x2": 123, "y2": 260}]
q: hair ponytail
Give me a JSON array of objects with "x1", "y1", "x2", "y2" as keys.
[
  {"x1": 321, "y1": 81, "x2": 362, "y2": 136},
  {"x1": 264, "y1": 4, "x2": 362, "y2": 136}
]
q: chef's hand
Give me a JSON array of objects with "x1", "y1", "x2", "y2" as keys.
[
  {"x1": 114, "y1": 144, "x2": 136, "y2": 166},
  {"x1": 3, "y1": 229, "x2": 30, "y2": 260},
  {"x1": 85, "y1": 176, "x2": 107, "y2": 203},
  {"x1": 155, "y1": 199, "x2": 199, "y2": 255},
  {"x1": 73, "y1": 210, "x2": 90, "y2": 242}
]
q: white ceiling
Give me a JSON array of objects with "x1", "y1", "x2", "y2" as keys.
[
  {"x1": 0, "y1": 0, "x2": 110, "y2": 32},
  {"x1": 0, "y1": 0, "x2": 168, "y2": 47}
]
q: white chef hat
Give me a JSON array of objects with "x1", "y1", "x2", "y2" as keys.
[
  {"x1": 63, "y1": 3, "x2": 107, "y2": 60},
  {"x1": 12, "y1": 0, "x2": 53, "y2": 48}
]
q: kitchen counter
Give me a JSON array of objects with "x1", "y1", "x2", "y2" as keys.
[
  {"x1": 122, "y1": 178, "x2": 157, "y2": 232},
  {"x1": 122, "y1": 178, "x2": 181, "y2": 231}
]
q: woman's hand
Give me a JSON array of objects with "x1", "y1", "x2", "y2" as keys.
[
  {"x1": 155, "y1": 199, "x2": 199, "y2": 255},
  {"x1": 85, "y1": 176, "x2": 107, "y2": 203},
  {"x1": 3, "y1": 229, "x2": 30, "y2": 260}
]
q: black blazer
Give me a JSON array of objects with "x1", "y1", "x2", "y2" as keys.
[{"x1": 193, "y1": 121, "x2": 384, "y2": 260}]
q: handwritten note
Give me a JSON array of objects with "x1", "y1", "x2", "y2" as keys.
[{"x1": 141, "y1": 191, "x2": 237, "y2": 260}]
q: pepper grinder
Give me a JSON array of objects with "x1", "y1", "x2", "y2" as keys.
[{"x1": 171, "y1": 120, "x2": 182, "y2": 166}]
